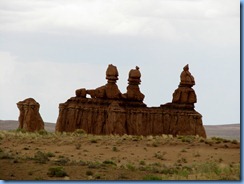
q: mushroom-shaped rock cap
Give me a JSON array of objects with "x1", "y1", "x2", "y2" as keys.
[
  {"x1": 180, "y1": 64, "x2": 195, "y2": 86},
  {"x1": 129, "y1": 66, "x2": 141, "y2": 79},
  {"x1": 106, "y1": 64, "x2": 119, "y2": 80},
  {"x1": 17, "y1": 98, "x2": 40, "y2": 107}
]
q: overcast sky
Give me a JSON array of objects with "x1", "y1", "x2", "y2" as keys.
[{"x1": 0, "y1": 0, "x2": 240, "y2": 125}]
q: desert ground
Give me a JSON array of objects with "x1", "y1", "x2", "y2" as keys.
[{"x1": 0, "y1": 121, "x2": 240, "y2": 181}]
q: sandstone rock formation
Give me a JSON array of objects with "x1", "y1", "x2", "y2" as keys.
[
  {"x1": 86, "y1": 64, "x2": 122, "y2": 99},
  {"x1": 17, "y1": 98, "x2": 45, "y2": 132},
  {"x1": 56, "y1": 64, "x2": 206, "y2": 138},
  {"x1": 166, "y1": 64, "x2": 197, "y2": 109},
  {"x1": 123, "y1": 66, "x2": 145, "y2": 102}
]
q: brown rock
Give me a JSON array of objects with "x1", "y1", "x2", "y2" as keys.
[
  {"x1": 86, "y1": 64, "x2": 122, "y2": 99},
  {"x1": 180, "y1": 64, "x2": 195, "y2": 87},
  {"x1": 55, "y1": 64, "x2": 206, "y2": 138},
  {"x1": 123, "y1": 66, "x2": 145, "y2": 101},
  {"x1": 17, "y1": 98, "x2": 45, "y2": 132},
  {"x1": 106, "y1": 64, "x2": 119, "y2": 81},
  {"x1": 75, "y1": 88, "x2": 86, "y2": 98},
  {"x1": 171, "y1": 64, "x2": 197, "y2": 109}
]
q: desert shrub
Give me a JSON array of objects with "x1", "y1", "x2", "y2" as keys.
[
  {"x1": 47, "y1": 167, "x2": 68, "y2": 177},
  {"x1": 86, "y1": 170, "x2": 93, "y2": 176},
  {"x1": 90, "y1": 139, "x2": 98, "y2": 143},
  {"x1": 75, "y1": 143, "x2": 81, "y2": 150},
  {"x1": 46, "y1": 152, "x2": 55, "y2": 157},
  {"x1": 16, "y1": 128, "x2": 26, "y2": 133},
  {"x1": 0, "y1": 152, "x2": 14, "y2": 159},
  {"x1": 211, "y1": 137, "x2": 230, "y2": 143},
  {"x1": 199, "y1": 138, "x2": 205, "y2": 143},
  {"x1": 152, "y1": 142, "x2": 159, "y2": 147},
  {"x1": 112, "y1": 146, "x2": 118, "y2": 152},
  {"x1": 197, "y1": 162, "x2": 221, "y2": 175},
  {"x1": 87, "y1": 161, "x2": 103, "y2": 169},
  {"x1": 177, "y1": 168, "x2": 190, "y2": 178},
  {"x1": 73, "y1": 129, "x2": 86, "y2": 136},
  {"x1": 35, "y1": 177, "x2": 44, "y2": 180},
  {"x1": 154, "y1": 152, "x2": 167, "y2": 160},
  {"x1": 160, "y1": 167, "x2": 179, "y2": 175},
  {"x1": 193, "y1": 152, "x2": 201, "y2": 157},
  {"x1": 139, "y1": 160, "x2": 146, "y2": 165},
  {"x1": 143, "y1": 174, "x2": 161, "y2": 180},
  {"x1": 231, "y1": 140, "x2": 238, "y2": 144},
  {"x1": 204, "y1": 140, "x2": 213, "y2": 146},
  {"x1": 34, "y1": 151, "x2": 50, "y2": 164},
  {"x1": 177, "y1": 157, "x2": 187, "y2": 164},
  {"x1": 54, "y1": 156, "x2": 70, "y2": 166},
  {"x1": 103, "y1": 160, "x2": 116, "y2": 166},
  {"x1": 37, "y1": 129, "x2": 48, "y2": 135},
  {"x1": 180, "y1": 135, "x2": 195, "y2": 143},
  {"x1": 126, "y1": 163, "x2": 136, "y2": 171},
  {"x1": 94, "y1": 174, "x2": 101, "y2": 179},
  {"x1": 118, "y1": 173, "x2": 130, "y2": 180}
]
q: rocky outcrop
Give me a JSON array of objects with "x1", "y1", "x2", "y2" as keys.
[
  {"x1": 123, "y1": 66, "x2": 145, "y2": 102},
  {"x1": 17, "y1": 98, "x2": 45, "y2": 132},
  {"x1": 55, "y1": 64, "x2": 206, "y2": 138},
  {"x1": 171, "y1": 64, "x2": 197, "y2": 109}
]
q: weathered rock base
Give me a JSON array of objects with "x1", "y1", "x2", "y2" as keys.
[{"x1": 55, "y1": 97, "x2": 206, "y2": 138}]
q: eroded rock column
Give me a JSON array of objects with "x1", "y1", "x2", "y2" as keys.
[{"x1": 17, "y1": 98, "x2": 45, "y2": 132}]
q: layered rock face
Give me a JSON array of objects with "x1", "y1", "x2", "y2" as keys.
[
  {"x1": 56, "y1": 64, "x2": 206, "y2": 138},
  {"x1": 17, "y1": 98, "x2": 45, "y2": 132}
]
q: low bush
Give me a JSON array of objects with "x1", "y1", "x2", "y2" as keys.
[
  {"x1": 143, "y1": 174, "x2": 161, "y2": 180},
  {"x1": 34, "y1": 151, "x2": 49, "y2": 164},
  {"x1": 47, "y1": 167, "x2": 68, "y2": 177}
]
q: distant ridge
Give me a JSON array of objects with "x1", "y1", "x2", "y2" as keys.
[
  {"x1": 0, "y1": 120, "x2": 55, "y2": 132},
  {"x1": 0, "y1": 120, "x2": 240, "y2": 140}
]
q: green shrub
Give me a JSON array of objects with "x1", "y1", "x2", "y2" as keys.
[
  {"x1": 46, "y1": 152, "x2": 55, "y2": 157},
  {"x1": 16, "y1": 128, "x2": 26, "y2": 133},
  {"x1": 143, "y1": 174, "x2": 161, "y2": 180},
  {"x1": 38, "y1": 129, "x2": 48, "y2": 135},
  {"x1": 54, "y1": 157, "x2": 70, "y2": 166},
  {"x1": 73, "y1": 129, "x2": 86, "y2": 136},
  {"x1": 181, "y1": 136, "x2": 195, "y2": 143},
  {"x1": 139, "y1": 160, "x2": 146, "y2": 165},
  {"x1": 86, "y1": 170, "x2": 93, "y2": 176},
  {"x1": 90, "y1": 139, "x2": 98, "y2": 143},
  {"x1": 47, "y1": 167, "x2": 68, "y2": 177},
  {"x1": 103, "y1": 160, "x2": 116, "y2": 166},
  {"x1": 112, "y1": 146, "x2": 118, "y2": 152},
  {"x1": 34, "y1": 151, "x2": 49, "y2": 164},
  {"x1": 126, "y1": 163, "x2": 136, "y2": 171}
]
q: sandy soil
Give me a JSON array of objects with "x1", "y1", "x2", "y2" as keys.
[{"x1": 0, "y1": 131, "x2": 240, "y2": 180}]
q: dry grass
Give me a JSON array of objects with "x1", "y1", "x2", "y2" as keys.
[{"x1": 0, "y1": 130, "x2": 240, "y2": 180}]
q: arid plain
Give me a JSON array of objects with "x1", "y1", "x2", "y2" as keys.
[{"x1": 0, "y1": 121, "x2": 240, "y2": 180}]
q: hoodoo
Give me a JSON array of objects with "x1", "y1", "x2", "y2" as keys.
[
  {"x1": 17, "y1": 98, "x2": 45, "y2": 132},
  {"x1": 55, "y1": 64, "x2": 206, "y2": 138}
]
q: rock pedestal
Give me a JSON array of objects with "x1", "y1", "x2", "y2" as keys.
[
  {"x1": 55, "y1": 64, "x2": 206, "y2": 138},
  {"x1": 17, "y1": 98, "x2": 45, "y2": 132},
  {"x1": 86, "y1": 64, "x2": 122, "y2": 99},
  {"x1": 123, "y1": 66, "x2": 145, "y2": 101},
  {"x1": 165, "y1": 64, "x2": 197, "y2": 109}
]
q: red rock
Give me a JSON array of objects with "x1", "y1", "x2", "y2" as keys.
[
  {"x1": 123, "y1": 66, "x2": 145, "y2": 101},
  {"x1": 17, "y1": 98, "x2": 45, "y2": 132},
  {"x1": 55, "y1": 64, "x2": 206, "y2": 138}
]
